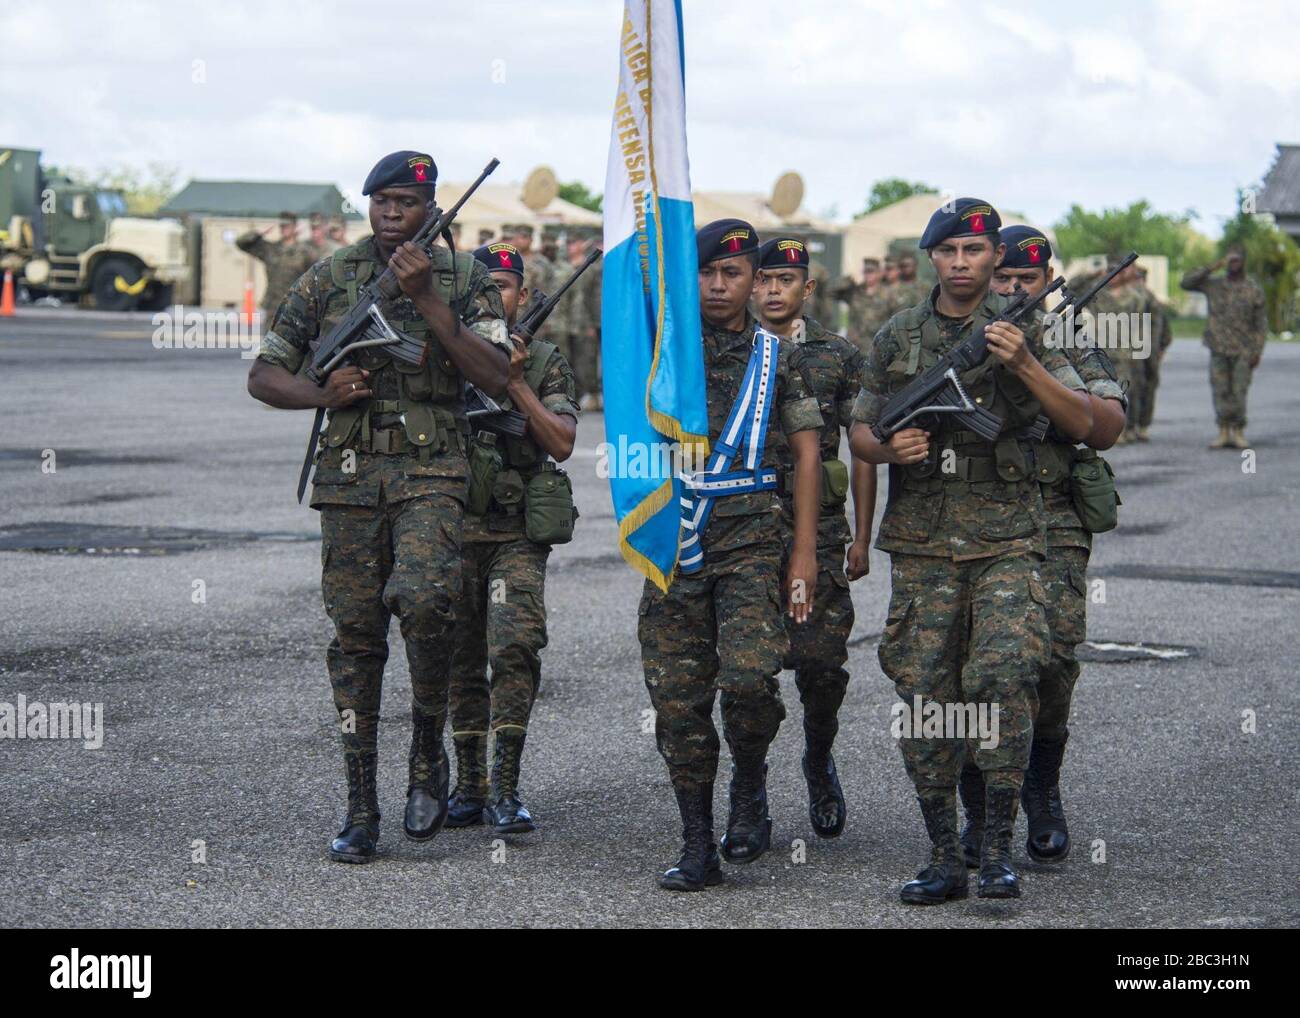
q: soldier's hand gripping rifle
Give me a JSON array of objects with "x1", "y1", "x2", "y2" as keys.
[
  {"x1": 465, "y1": 245, "x2": 603, "y2": 438},
  {"x1": 870, "y1": 274, "x2": 1066, "y2": 444},
  {"x1": 294, "y1": 157, "x2": 500, "y2": 501},
  {"x1": 1020, "y1": 251, "x2": 1138, "y2": 441}
]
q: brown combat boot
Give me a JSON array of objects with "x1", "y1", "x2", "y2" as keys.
[
  {"x1": 1135, "y1": 426, "x2": 1151, "y2": 442},
  {"x1": 1209, "y1": 426, "x2": 1231, "y2": 449},
  {"x1": 1230, "y1": 425, "x2": 1249, "y2": 449}
]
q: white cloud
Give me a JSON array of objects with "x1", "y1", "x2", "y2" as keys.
[{"x1": 0, "y1": 0, "x2": 1295, "y2": 237}]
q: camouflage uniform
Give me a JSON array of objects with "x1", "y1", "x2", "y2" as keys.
[
  {"x1": 236, "y1": 231, "x2": 320, "y2": 314},
  {"x1": 844, "y1": 285, "x2": 894, "y2": 355},
  {"x1": 1132, "y1": 286, "x2": 1173, "y2": 430},
  {"x1": 523, "y1": 249, "x2": 558, "y2": 340},
  {"x1": 775, "y1": 317, "x2": 865, "y2": 745},
  {"x1": 1180, "y1": 266, "x2": 1268, "y2": 428},
  {"x1": 852, "y1": 289, "x2": 1086, "y2": 798},
  {"x1": 256, "y1": 236, "x2": 509, "y2": 771},
  {"x1": 802, "y1": 259, "x2": 833, "y2": 331},
  {"x1": 1034, "y1": 347, "x2": 1126, "y2": 741},
  {"x1": 572, "y1": 254, "x2": 602, "y2": 398},
  {"x1": 447, "y1": 344, "x2": 580, "y2": 785},
  {"x1": 639, "y1": 313, "x2": 823, "y2": 791}
]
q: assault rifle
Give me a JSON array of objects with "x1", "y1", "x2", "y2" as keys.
[
  {"x1": 1020, "y1": 251, "x2": 1139, "y2": 441},
  {"x1": 466, "y1": 245, "x2": 602, "y2": 438},
  {"x1": 295, "y1": 157, "x2": 500, "y2": 501},
  {"x1": 870, "y1": 275, "x2": 1065, "y2": 443}
]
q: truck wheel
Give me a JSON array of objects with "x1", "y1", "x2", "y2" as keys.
[
  {"x1": 140, "y1": 283, "x2": 174, "y2": 312},
  {"x1": 91, "y1": 256, "x2": 146, "y2": 311}
]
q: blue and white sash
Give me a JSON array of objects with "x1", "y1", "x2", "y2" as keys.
[{"x1": 678, "y1": 327, "x2": 780, "y2": 574}]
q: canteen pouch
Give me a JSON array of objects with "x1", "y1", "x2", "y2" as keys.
[
  {"x1": 525, "y1": 464, "x2": 577, "y2": 545},
  {"x1": 1070, "y1": 451, "x2": 1121, "y2": 534},
  {"x1": 467, "y1": 433, "x2": 502, "y2": 516},
  {"x1": 820, "y1": 458, "x2": 850, "y2": 508},
  {"x1": 492, "y1": 467, "x2": 526, "y2": 511}
]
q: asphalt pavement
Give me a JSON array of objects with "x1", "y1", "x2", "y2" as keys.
[{"x1": 0, "y1": 307, "x2": 1296, "y2": 928}]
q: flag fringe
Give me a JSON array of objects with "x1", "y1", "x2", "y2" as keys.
[{"x1": 617, "y1": 477, "x2": 677, "y2": 593}]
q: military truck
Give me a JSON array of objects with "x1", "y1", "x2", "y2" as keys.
[{"x1": 0, "y1": 147, "x2": 189, "y2": 310}]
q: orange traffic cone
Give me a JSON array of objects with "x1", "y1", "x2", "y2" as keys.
[
  {"x1": 0, "y1": 270, "x2": 15, "y2": 317},
  {"x1": 241, "y1": 280, "x2": 256, "y2": 326}
]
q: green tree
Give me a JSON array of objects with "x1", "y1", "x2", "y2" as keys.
[
  {"x1": 1052, "y1": 201, "x2": 1197, "y2": 275},
  {"x1": 557, "y1": 181, "x2": 602, "y2": 213},
  {"x1": 856, "y1": 178, "x2": 936, "y2": 218},
  {"x1": 51, "y1": 162, "x2": 181, "y2": 216},
  {"x1": 1220, "y1": 188, "x2": 1300, "y2": 332}
]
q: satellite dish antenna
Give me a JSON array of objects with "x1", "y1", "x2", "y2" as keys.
[
  {"x1": 770, "y1": 171, "x2": 804, "y2": 219},
  {"x1": 522, "y1": 166, "x2": 559, "y2": 211}
]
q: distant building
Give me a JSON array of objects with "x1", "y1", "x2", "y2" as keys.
[
  {"x1": 160, "y1": 180, "x2": 364, "y2": 308},
  {"x1": 161, "y1": 180, "x2": 361, "y2": 221},
  {"x1": 1257, "y1": 144, "x2": 1300, "y2": 242}
]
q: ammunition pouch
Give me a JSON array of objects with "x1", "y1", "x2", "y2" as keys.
[
  {"x1": 783, "y1": 457, "x2": 851, "y2": 508},
  {"x1": 820, "y1": 457, "x2": 850, "y2": 507},
  {"x1": 1069, "y1": 448, "x2": 1121, "y2": 534},
  {"x1": 467, "y1": 432, "x2": 503, "y2": 516}
]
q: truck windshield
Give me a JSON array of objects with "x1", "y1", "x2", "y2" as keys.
[{"x1": 96, "y1": 192, "x2": 128, "y2": 217}]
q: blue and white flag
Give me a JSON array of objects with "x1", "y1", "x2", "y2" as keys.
[{"x1": 600, "y1": 0, "x2": 709, "y2": 593}]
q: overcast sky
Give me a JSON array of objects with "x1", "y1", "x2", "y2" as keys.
[{"x1": 3, "y1": 0, "x2": 1295, "y2": 235}]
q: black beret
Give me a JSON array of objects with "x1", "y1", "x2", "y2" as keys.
[
  {"x1": 758, "y1": 237, "x2": 810, "y2": 271},
  {"x1": 918, "y1": 198, "x2": 1001, "y2": 250},
  {"x1": 998, "y1": 225, "x2": 1052, "y2": 269},
  {"x1": 697, "y1": 218, "x2": 759, "y2": 265},
  {"x1": 361, "y1": 150, "x2": 437, "y2": 196},
  {"x1": 474, "y1": 241, "x2": 524, "y2": 279}
]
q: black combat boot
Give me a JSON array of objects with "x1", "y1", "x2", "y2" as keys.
[
  {"x1": 802, "y1": 721, "x2": 846, "y2": 839},
  {"x1": 329, "y1": 751, "x2": 380, "y2": 864},
  {"x1": 978, "y1": 784, "x2": 1022, "y2": 898},
  {"x1": 720, "y1": 752, "x2": 772, "y2": 864},
  {"x1": 486, "y1": 728, "x2": 535, "y2": 835},
  {"x1": 1022, "y1": 734, "x2": 1071, "y2": 863},
  {"x1": 445, "y1": 733, "x2": 488, "y2": 828},
  {"x1": 957, "y1": 760, "x2": 985, "y2": 869},
  {"x1": 659, "y1": 783, "x2": 723, "y2": 891},
  {"x1": 403, "y1": 710, "x2": 450, "y2": 842},
  {"x1": 900, "y1": 792, "x2": 969, "y2": 904}
]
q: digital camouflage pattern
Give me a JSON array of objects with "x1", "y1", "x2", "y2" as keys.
[
  {"x1": 1042, "y1": 343, "x2": 1126, "y2": 551},
  {"x1": 256, "y1": 235, "x2": 509, "y2": 760},
  {"x1": 1131, "y1": 285, "x2": 1174, "y2": 429},
  {"x1": 1089, "y1": 279, "x2": 1164, "y2": 431},
  {"x1": 801, "y1": 259, "x2": 832, "y2": 330},
  {"x1": 524, "y1": 250, "x2": 558, "y2": 339},
  {"x1": 1034, "y1": 343, "x2": 1125, "y2": 737},
  {"x1": 462, "y1": 344, "x2": 580, "y2": 543},
  {"x1": 1181, "y1": 265, "x2": 1268, "y2": 427},
  {"x1": 448, "y1": 536, "x2": 551, "y2": 736},
  {"x1": 235, "y1": 231, "x2": 320, "y2": 314},
  {"x1": 571, "y1": 254, "x2": 602, "y2": 397},
  {"x1": 852, "y1": 290, "x2": 1087, "y2": 561},
  {"x1": 1208, "y1": 353, "x2": 1256, "y2": 427},
  {"x1": 447, "y1": 342, "x2": 577, "y2": 766},
  {"x1": 639, "y1": 313, "x2": 823, "y2": 789},
  {"x1": 880, "y1": 551, "x2": 1049, "y2": 793},
  {"x1": 854, "y1": 288, "x2": 1084, "y2": 794},
  {"x1": 1180, "y1": 266, "x2": 1268, "y2": 358},
  {"x1": 320, "y1": 492, "x2": 465, "y2": 756},
  {"x1": 1035, "y1": 545, "x2": 1088, "y2": 743},
  {"x1": 640, "y1": 541, "x2": 789, "y2": 789},
  {"x1": 844, "y1": 285, "x2": 894, "y2": 354},
  {"x1": 774, "y1": 317, "x2": 865, "y2": 739}
]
